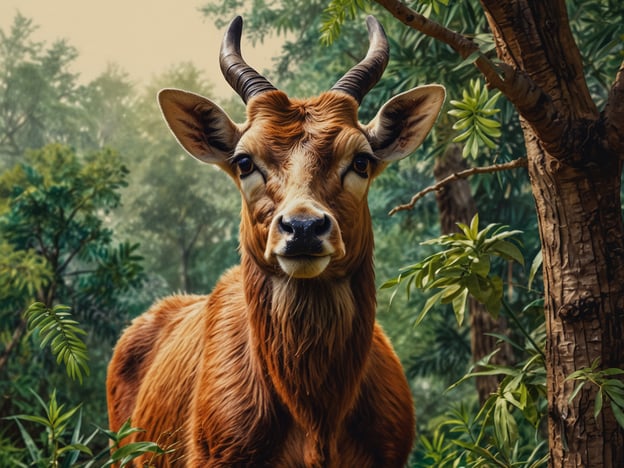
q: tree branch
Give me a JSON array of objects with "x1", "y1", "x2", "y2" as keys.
[
  {"x1": 0, "y1": 317, "x2": 27, "y2": 373},
  {"x1": 373, "y1": 0, "x2": 564, "y2": 154},
  {"x1": 388, "y1": 157, "x2": 527, "y2": 216}
]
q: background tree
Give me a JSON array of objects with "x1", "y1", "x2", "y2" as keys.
[
  {"x1": 0, "y1": 12, "x2": 244, "y2": 463},
  {"x1": 120, "y1": 63, "x2": 242, "y2": 293},
  {"x1": 0, "y1": 143, "x2": 144, "y2": 437},
  {"x1": 76, "y1": 64, "x2": 138, "y2": 153},
  {"x1": 0, "y1": 14, "x2": 81, "y2": 168}
]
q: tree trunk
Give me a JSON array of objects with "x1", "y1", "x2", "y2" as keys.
[
  {"x1": 480, "y1": 1, "x2": 624, "y2": 464},
  {"x1": 525, "y1": 126, "x2": 624, "y2": 466},
  {"x1": 434, "y1": 145, "x2": 513, "y2": 404},
  {"x1": 180, "y1": 245, "x2": 192, "y2": 293}
]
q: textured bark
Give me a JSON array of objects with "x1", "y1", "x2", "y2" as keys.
[
  {"x1": 433, "y1": 146, "x2": 477, "y2": 235},
  {"x1": 374, "y1": 0, "x2": 624, "y2": 465},
  {"x1": 525, "y1": 128, "x2": 624, "y2": 467},
  {"x1": 434, "y1": 145, "x2": 513, "y2": 405},
  {"x1": 479, "y1": 2, "x2": 624, "y2": 465}
]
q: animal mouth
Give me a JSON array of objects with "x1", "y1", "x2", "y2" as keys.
[{"x1": 275, "y1": 254, "x2": 332, "y2": 278}]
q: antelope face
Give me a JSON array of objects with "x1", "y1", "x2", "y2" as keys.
[
  {"x1": 235, "y1": 92, "x2": 376, "y2": 279},
  {"x1": 158, "y1": 16, "x2": 445, "y2": 279}
]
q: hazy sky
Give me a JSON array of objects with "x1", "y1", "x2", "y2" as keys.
[{"x1": 0, "y1": 0, "x2": 282, "y2": 96}]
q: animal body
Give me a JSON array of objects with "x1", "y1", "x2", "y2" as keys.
[{"x1": 106, "y1": 15, "x2": 444, "y2": 467}]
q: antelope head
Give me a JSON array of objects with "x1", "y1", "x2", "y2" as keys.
[{"x1": 158, "y1": 16, "x2": 445, "y2": 280}]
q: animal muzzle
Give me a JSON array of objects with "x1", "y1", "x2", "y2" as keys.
[
  {"x1": 278, "y1": 214, "x2": 331, "y2": 256},
  {"x1": 265, "y1": 205, "x2": 345, "y2": 278}
]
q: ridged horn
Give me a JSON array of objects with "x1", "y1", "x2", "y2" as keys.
[
  {"x1": 220, "y1": 16, "x2": 277, "y2": 103},
  {"x1": 331, "y1": 16, "x2": 389, "y2": 104}
]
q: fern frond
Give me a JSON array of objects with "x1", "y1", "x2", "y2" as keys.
[
  {"x1": 24, "y1": 302, "x2": 90, "y2": 383},
  {"x1": 320, "y1": 0, "x2": 368, "y2": 45}
]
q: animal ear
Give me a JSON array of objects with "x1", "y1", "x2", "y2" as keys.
[
  {"x1": 158, "y1": 88, "x2": 240, "y2": 165},
  {"x1": 365, "y1": 85, "x2": 445, "y2": 162}
]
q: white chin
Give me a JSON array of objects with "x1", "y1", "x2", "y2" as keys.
[{"x1": 276, "y1": 255, "x2": 331, "y2": 278}]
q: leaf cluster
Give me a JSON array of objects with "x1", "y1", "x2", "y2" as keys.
[
  {"x1": 449, "y1": 79, "x2": 502, "y2": 159},
  {"x1": 24, "y1": 303, "x2": 89, "y2": 384},
  {"x1": 319, "y1": 0, "x2": 370, "y2": 45},
  {"x1": 97, "y1": 420, "x2": 166, "y2": 468},
  {"x1": 415, "y1": 320, "x2": 548, "y2": 467},
  {"x1": 416, "y1": 403, "x2": 547, "y2": 468},
  {"x1": 0, "y1": 242, "x2": 51, "y2": 307},
  {"x1": 6, "y1": 389, "x2": 164, "y2": 467},
  {"x1": 383, "y1": 214, "x2": 524, "y2": 326},
  {"x1": 8, "y1": 389, "x2": 93, "y2": 467},
  {"x1": 0, "y1": 144, "x2": 144, "y2": 334},
  {"x1": 566, "y1": 358, "x2": 624, "y2": 429},
  {"x1": 0, "y1": 14, "x2": 81, "y2": 167}
]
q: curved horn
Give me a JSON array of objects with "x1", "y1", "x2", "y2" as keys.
[
  {"x1": 331, "y1": 16, "x2": 389, "y2": 104},
  {"x1": 220, "y1": 16, "x2": 277, "y2": 103}
]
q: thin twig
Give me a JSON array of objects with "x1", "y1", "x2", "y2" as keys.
[{"x1": 388, "y1": 157, "x2": 527, "y2": 216}]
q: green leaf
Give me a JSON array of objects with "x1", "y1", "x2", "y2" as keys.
[
  {"x1": 604, "y1": 385, "x2": 624, "y2": 408},
  {"x1": 12, "y1": 418, "x2": 41, "y2": 462},
  {"x1": 594, "y1": 388, "x2": 603, "y2": 419},
  {"x1": 13, "y1": 414, "x2": 50, "y2": 427},
  {"x1": 23, "y1": 302, "x2": 90, "y2": 382},
  {"x1": 567, "y1": 381, "x2": 586, "y2": 404},
  {"x1": 414, "y1": 290, "x2": 446, "y2": 327},
  {"x1": 494, "y1": 397, "x2": 518, "y2": 451},
  {"x1": 469, "y1": 213, "x2": 480, "y2": 238},
  {"x1": 111, "y1": 441, "x2": 165, "y2": 465},
  {"x1": 611, "y1": 401, "x2": 624, "y2": 429},
  {"x1": 57, "y1": 443, "x2": 92, "y2": 456},
  {"x1": 470, "y1": 254, "x2": 491, "y2": 277},
  {"x1": 489, "y1": 239, "x2": 525, "y2": 265},
  {"x1": 528, "y1": 250, "x2": 543, "y2": 290},
  {"x1": 451, "y1": 288, "x2": 469, "y2": 326}
]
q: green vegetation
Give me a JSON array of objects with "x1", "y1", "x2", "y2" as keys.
[{"x1": 2, "y1": 1, "x2": 624, "y2": 465}]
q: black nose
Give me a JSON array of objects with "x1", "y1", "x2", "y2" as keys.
[{"x1": 279, "y1": 215, "x2": 331, "y2": 255}]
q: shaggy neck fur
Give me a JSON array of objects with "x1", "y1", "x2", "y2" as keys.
[{"x1": 242, "y1": 249, "x2": 376, "y2": 465}]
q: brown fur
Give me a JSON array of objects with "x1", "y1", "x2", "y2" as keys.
[{"x1": 107, "y1": 84, "x2": 445, "y2": 466}]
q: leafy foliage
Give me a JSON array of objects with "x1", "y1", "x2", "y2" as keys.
[
  {"x1": 419, "y1": 0, "x2": 451, "y2": 18},
  {"x1": 0, "y1": 144, "x2": 143, "y2": 333},
  {"x1": 6, "y1": 389, "x2": 164, "y2": 467},
  {"x1": 24, "y1": 303, "x2": 89, "y2": 384},
  {"x1": 383, "y1": 214, "x2": 524, "y2": 325},
  {"x1": 415, "y1": 401, "x2": 548, "y2": 467},
  {"x1": 566, "y1": 359, "x2": 624, "y2": 429},
  {"x1": 0, "y1": 242, "x2": 51, "y2": 306},
  {"x1": 8, "y1": 389, "x2": 93, "y2": 467},
  {"x1": 567, "y1": 0, "x2": 624, "y2": 107},
  {"x1": 384, "y1": 217, "x2": 548, "y2": 466},
  {"x1": 448, "y1": 322, "x2": 547, "y2": 458},
  {"x1": 96, "y1": 419, "x2": 165, "y2": 468},
  {"x1": 0, "y1": 14, "x2": 81, "y2": 168},
  {"x1": 0, "y1": 142, "x2": 144, "y2": 452},
  {"x1": 449, "y1": 79, "x2": 502, "y2": 158},
  {"x1": 320, "y1": 0, "x2": 370, "y2": 45}
]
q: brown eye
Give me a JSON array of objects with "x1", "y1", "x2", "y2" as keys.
[
  {"x1": 235, "y1": 155, "x2": 255, "y2": 178},
  {"x1": 351, "y1": 154, "x2": 372, "y2": 178}
]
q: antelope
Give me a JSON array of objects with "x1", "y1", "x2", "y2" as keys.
[{"x1": 106, "y1": 15, "x2": 444, "y2": 467}]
